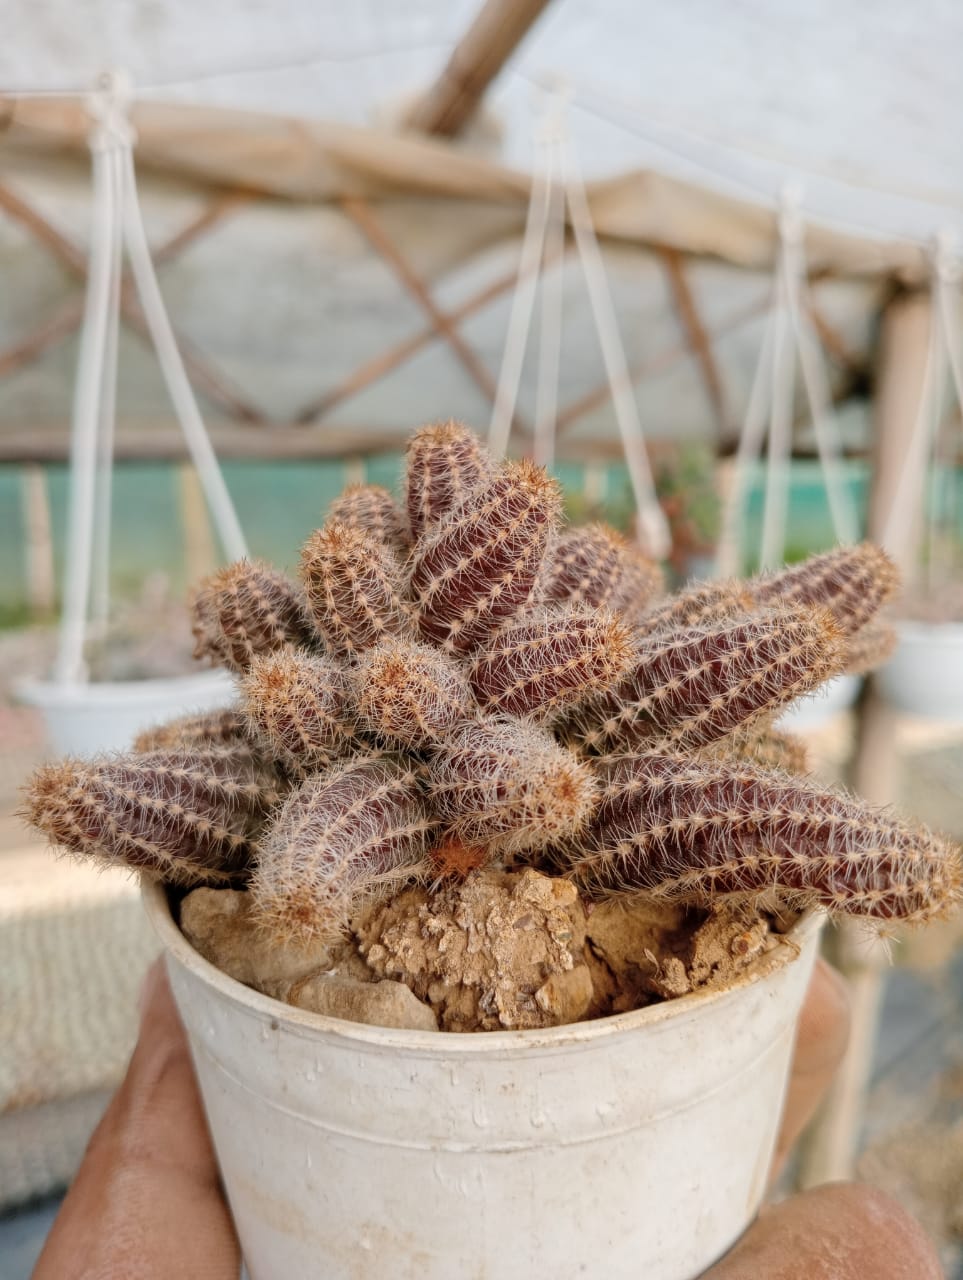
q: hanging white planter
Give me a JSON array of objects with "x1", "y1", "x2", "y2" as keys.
[
  {"x1": 25, "y1": 73, "x2": 248, "y2": 755},
  {"x1": 777, "y1": 673, "x2": 861, "y2": 734},
  {"x1": 18, "y1": 669, "x2": 235, "y2": 756},
  {"x1": 876, "y1": 620, "x2": 963, "y2": 722}
]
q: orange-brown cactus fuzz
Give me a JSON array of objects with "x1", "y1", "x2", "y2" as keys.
[
  {"x1": 326, "y1": 483, "x2": 412, "y2": 553},
  {"x1": 469, "y1": 607, "x2": 634, "y2": 721},
  {"x1": 300, "y1": 523, "x2": 413, "y2": 660},
  {"x1": 240, "y1": 650, "x2": 359, "y2": 772},
  {"x1": 351, "y1": 639, "x2": 475, "y2": 750},
  {"x1": 404, "y1": 420, "x2": 492, "y2": 542},
  {"x1": 191, "y1": 559, "x2": 317, "y2": 674},
  {"x1": 22, "y1": 747, "x2": 286, "y2": 886},
  {"x1": 749, "y1": 542, "x2": 898, "y2": 635},
  {"x1": 250, "y1": 756, "x2": 435, "y2": 944},
  {"x1": 705, "y1": 722, "x2": 810, "y2": 775},
  {"x1": 568, "y1": 752, "x2": 962, "y2": 925},
  {"x1": 133, "y1": 706, "x2": 251, "y2": 753},
  {"x1": 410, "y1": 459, "x2": 561, "y2": 656},
  {"x1": 635, "y1": 578, "x2": 753, "y2": 639},
  {"x1": 428, "y1": 719, "x2": 599, "y2": 858},
  {"x1": 539, "y1": 523, "x2": 663, "y2": 619},
  {"x1": 569, "y1": 607, "x2": 845, "y2": 755},
  {"x1": 842, "y1": 619, "x2": 899, "y2": 677}
]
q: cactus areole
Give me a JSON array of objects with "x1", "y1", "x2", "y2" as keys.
[{"x1": 23, "y1": 422, "x2": 961, "y2": 1029}]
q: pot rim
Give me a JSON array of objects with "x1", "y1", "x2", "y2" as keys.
[
  {"x1": 16, "y1": 669, "x2": 234, "y2": 705},
  {"x1": 891, "y1": 618, "x2": 963, "y2": 640},
  {"x1": 144, "y1": 879, "x2": 824, "y2": 1054}
]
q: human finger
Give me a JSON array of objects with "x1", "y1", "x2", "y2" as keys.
[
  {"x1": 704, "y1": 1182, "x2": 943, "y2": 1279},
  {"x1": 34, "y1": 958, "x2": 240, "y2": 1280}
]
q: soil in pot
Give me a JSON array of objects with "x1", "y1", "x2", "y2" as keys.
[{"x1": 179, "y1": 868, "x2": 783, "y2": 1034}]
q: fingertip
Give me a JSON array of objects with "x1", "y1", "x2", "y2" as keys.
[
  {"x1": 708, "y1": 1183, "x2": 944, "y2": 1278},
  {"x1": 796, "y1": 958, "x2": 851, "y2": 1073}
]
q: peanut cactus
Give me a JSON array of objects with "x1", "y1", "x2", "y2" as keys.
[
  {"x1": 569, "y1": 606, "x2": 845, "y2": 756},
  {"x1": 428, "y1": 719, "x2": 599, "y2": 859},
  {"x1": 538, "y1": 523, "x2": 663, "y2": 619},
  {"x1": 326, "y1": 483, "x2": 412, "y2": 553},
  {"x1": 191, "y1": 559, "x2": 316, "y2": 673},
  {"x1": 409, "y1": 458, "x2": 561, "y2": 655},
  {"x1": 23, "y1": 747, "x2": 285, "y2": 886},
  {"x1": 469, "y1": 607, "x2": 633, "y2": 721},
  {"x1": 240, "y1": 650, "x2": 359, "y2": 772},
  {"x1": 251, "y1": 755, "x2": 435, "y2": 943},
  {"x1": 22, "y1": 422, "x2": 959, "y2": 961},
  {"x1": 133, "y1": 706, "x2": 251, "y2": 753},
  {"x1": 352, "y1": 639, "x2": 475, "y2": 750},
  {"x1": 404, "y1": 419, "x2": 492, "y2": 542},
  {"x1": 300, "y1": 523, "x2": 412, "y2": 658},
  {"x1": 567, "y1": 752, "x2": 961, "y2": 925}
]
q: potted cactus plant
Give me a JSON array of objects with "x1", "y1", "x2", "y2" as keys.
[{"x1": 24, "y1": 423, "x2": 960, "y2": 1280}]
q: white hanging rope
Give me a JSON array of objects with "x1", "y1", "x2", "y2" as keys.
[
  {"x1": 90, "y1": 140, "x2": 125, "y2": 638},
  {"x1": 119, "y1": 144, "x2": 248, "y2": 563},
  {"x1": 716, "y1": 186, "x2": 861, "y2": 577},
  {"x1": 488, "y1": 106, "x2": 555, "y2": 461},
  {"x1": 560, "y1": 123, "x2": 671, "y2": 559},
  {"x1": 53, "y1": 71, "x2": 248, "y2": 686},
  {"x1": 715, "y1": 307, "x2": 775, "y2": 576},
  {"x1": 54, "y1": 83, "x2": 126, "y2": 684},
  {"x1": 489, "y1": 87, "x2": 670, "y2": 559},
  {"x1": 533, "y1": 137, "x2": 565, "y2": 469}
]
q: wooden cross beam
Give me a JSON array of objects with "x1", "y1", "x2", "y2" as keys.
[
  {"x1": 0, "y1": 181, "x2": 266, "y2": 423},
  {"x1": 405, "y1": 0, "x2": 555, "y2": 137}
]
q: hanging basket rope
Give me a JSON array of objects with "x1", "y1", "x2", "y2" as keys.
[
  {"x1": 488, "y1": 89, "x2": 671, "y2": 561},
  {"x1": 54, "y1": 71, "x2": 248, "y2": 686},
  {"x1": 715, "y1": 187, "x2": 860, "y2": 578}
]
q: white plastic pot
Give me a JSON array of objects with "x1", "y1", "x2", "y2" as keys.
[
  {"x1": 145, "y1": 882, "x2": 822, "y2": 1280},
  {"x1": 776, "y1": 673, "x2": 860, "y2": 734},
  {"x1": 877, "y1": 620, "x2": 963, "y2": 722},
  {"x1": 17, "y1": 670, "x2": 235, "y2": 755}
]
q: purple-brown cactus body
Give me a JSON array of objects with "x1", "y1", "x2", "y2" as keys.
[
  {"x1": 191, "y1": 560, "x2": 317, "y2": 673},
  {"x1": 352, "y1": 639, "x2": 475, "y2": 749},
  {"x1": 241, "y1": 650, "x2": 359, "y2": 771},
  {"x1": 539, "y1": 523, "x2": 663, "y2": 620},
  {"x1": 570, "y1": 607, "x2": 844, "y2": 755},
  {"x1": 569, "y1": 752, "x2": 961, "y2": 925},
  {"x1": 327, "y1": 484, "x2": 411, "y2": 553},
  {"x1": 23, "y1": 747, "x2": 284, "y2": 886},
  {"x1": 410, "y1": 460, "x2": 561, "y2": 655},
  {"x1": 251, "y1": 756, "x2": 435, "y2": 943},
  {"x1": 301, "y1": 523, "x2": 412, "y2": 659},
  {"x1": 428, "y1": 719, "x2": 599, "y2": 858},
  {"x1": 404, "y1": 420, "x2": 492, "y2": 542},
  {"x1": 750, "y1": 543, "x2": 898, "y2": 635},
  {"x1": 469, "y1": 608, "x2": 633, "y2": 721}
]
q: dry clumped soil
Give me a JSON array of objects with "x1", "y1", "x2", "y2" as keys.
[{"x1": 180, "y1": 868, "x2": 782, "y2": 1033}]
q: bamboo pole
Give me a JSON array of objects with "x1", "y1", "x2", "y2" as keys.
[
  {"x1": 405, "y1": 0, "x2": 555, "y2": 138},
  {"x1": 796, "y1": 288, "x2": 932, "y2": 1188}
]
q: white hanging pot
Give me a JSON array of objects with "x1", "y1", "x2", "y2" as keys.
[
  {"x1": 145, "y1": 881, "x2": 822, "y2": 1280},
  {"x1": 17, "y1": 669, "x2": 234, "y2": 755},
  {"x1": 776, "y1": 673, "x2": 861, "y2": 733},
  {"x1": 876, "y1": 620, "x2": 963, "y2": 721}
]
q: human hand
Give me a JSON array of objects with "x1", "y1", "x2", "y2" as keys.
[{"x1": 34, "y1": 959, "x2": 942, "y2": 1280}]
